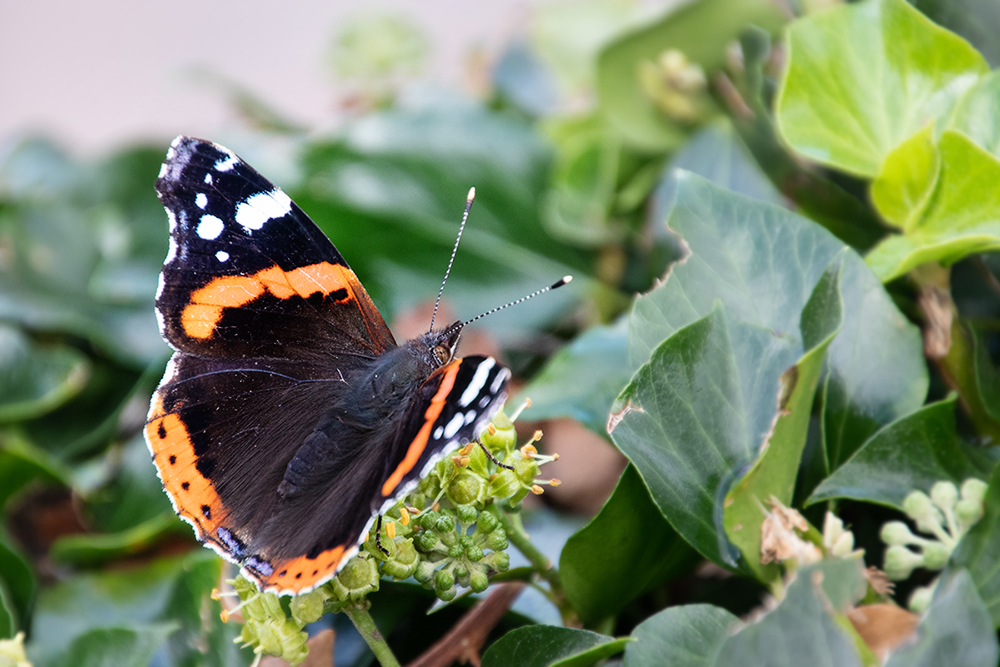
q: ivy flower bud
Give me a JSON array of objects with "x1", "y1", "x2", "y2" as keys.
[
  {"x1": 333, "y1": 557, "x2": 380, "y2": 601},
  {"x1": 415, "y1": 559, "x2": 437, "y2": 584},
  {"x1": 487, "y1": 528, "x2": 509, "y2": 551},
  {"x1": 276, "y1": 619, "x2": 309, "y2": 665},
  {"x1": 447, "y1": 472, "x2": 484, "y2": 506},
  {"x1": 955, "y1": 498, "x2": 984, "y2": 530},
  {"x1": 903, "y1": 491, "x2": 944, "y2": 535},
  {"x1": 921, "y1": 541, "x2": 950, "y2": 570},
  {"x1": 290, "y1": 590, "x2": 325, "y2": 626},
  {"x1": 881, "y1": 521, "x2": 916, "y2": 546},
  {"x1": 486, "y1": 550, "x2": 510, "y2": 573},
  {"x1": 255, "y1": 622, "x2": 281, "y2": 656},
  {"x1": 908, "y1": 584, "x2": 935, "y2": 614},
  {"x1": 930, "y1": 481, "x2": 958, "y2": 512},
  {"x1": 961, "y1": 479, "x2": 989, "y2": 505},
  {"x1": 435, "y1": 569, "x2": 455, "y2": 591},
  {"x1": 884, "y1": 545, "x2": 924, "y2": 581},
  {"x1": 830, "y1": 530, "x2": 856, "y2": 558},
  {"x1": 476, "y1": 511, "x2": 498, "y2": 534},
  {"x1": 488, "y1": 469, "x2": 520, "y2": 499},
  {"x1": 434, "y1": 514, "x2": 456, "y2": 535},
  {"x1": 470, "y1": 570, "x2": 490, "y2": 593},
  {"x1": 481, "y1": 412, "x2": 517, "y2": 453},
  {"x1": 456, "y1": 504, "x2": 478, "y2": 525},
  {"x1": 383, "y1": 539, "x2": 419, "y2": 580}
]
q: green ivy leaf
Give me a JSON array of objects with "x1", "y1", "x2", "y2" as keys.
[
  {"x1": 613, "y1": 305, "x2": 800, "y2": 568},
  {"x1": 870, "y1": 123, "x2": 941, "y2": 230},
  {"x1": 560, "y1": 465, "x2": 697, "y2": 625},
  {"x1": 951, "y1": 71, "x2": 1000, "y2": 156},
  {"x1": 0, "y1": 439, "x2": 67, "y2": 509},
  {"x1": 481, "y1": 626, "x2": 629, "y2": 667},
  {"x1": 885, "y1": 570, "x2": 998, "y2": 666},
  {"x1": 723, "y1": 255, "x2": 845, "y2": 581},
  {"x1": 80, "y1": 432, "x2": 174, "y2": 534},
  {"x1": 776, "y1": 0, "x2": 988, "y2": 177},
  {"x1": 624, "y1": 604, "x2": 737, "y2": 667},
  {"x1": 49, "y1": 514, "x2": 182, "y2": 567},
  {"x1": 0, "y1": 325, "x2": 89, "y2": 423},
  {"x1": 19, "y1": 360, "x2": 144, "y2": 460},
  {"x1": 0, "y1": 539, "x2": 35, "y2": 636},
  {"x1": 28, "y1": 552, "x2": 249, "y2": 667},
  {"x1": 809, "y1": 397, "x2": 990, "y2": 509},
  {"x1": 0, "y1": 581, "x2": 13, "y2": 640},
  {"x1": 619, "y1": 174, "x2": 924, "y2": 566},
  {"x1": 971, "y1": 323, "x2": 1000, "y2": 424},
  {"x1": 713, "y1": 560, "x2": 867, "y2": 666},
  {"x1": 47, "y1": 624, "x2": 178, "y2": 667},
  {"x1": 866, "y1": 130, "x2": 1000, "y2": 281}
]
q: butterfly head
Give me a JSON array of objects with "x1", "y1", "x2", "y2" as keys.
[{"x1": 414, "y1": 320, "x2": 464, "y2": 369}]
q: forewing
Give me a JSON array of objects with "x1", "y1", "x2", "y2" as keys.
[{"x1": 154, "y1": 135, "x2": 395, "y2": 361}]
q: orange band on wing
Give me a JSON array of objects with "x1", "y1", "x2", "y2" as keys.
[
  {"x1": 180, "y1": 261, "x2": 357, "y2": 339},
  {"x1": 146, "y1": 395, "x2": 228, "y2": 537},
  {"x1": 251, "y1": 545, "x2": 348, "y2": 593},
  {"x1": 381, "y1": 360, "x2": 462, "y2": 497}
]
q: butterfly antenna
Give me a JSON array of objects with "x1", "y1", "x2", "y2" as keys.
[
  {"x1": 429, "y1": 187, "x2": 476, "y2": 333},
  {"x1": 448, "y1": 276, "x2": 573, "y2": 334}
]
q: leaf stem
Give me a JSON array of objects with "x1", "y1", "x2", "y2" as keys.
[{"x1": 344, "y1": 601, "x2": 401, "y2": 667}]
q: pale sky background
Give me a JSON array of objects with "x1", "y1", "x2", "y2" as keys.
[{"x1": 0, "y1": 0, "x2": 551, "y2": 156}]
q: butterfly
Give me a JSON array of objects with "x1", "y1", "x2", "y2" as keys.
[{"x1": 145, "y1": 136, "x2": 513, "y2": 595}]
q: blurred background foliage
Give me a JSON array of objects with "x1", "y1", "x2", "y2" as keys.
[{"x1": 4, "y1": 0, "x2": 1000, "y2": 665}]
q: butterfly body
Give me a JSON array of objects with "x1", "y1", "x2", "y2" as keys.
[{"x1": 146, "y1": 136, "x2": 509, "y2": 595}]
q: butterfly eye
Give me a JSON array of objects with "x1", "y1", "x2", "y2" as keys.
[{"x1": 434, "y1": 345, "x2": 450, "y2": 364}]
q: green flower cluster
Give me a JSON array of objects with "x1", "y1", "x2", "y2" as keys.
[
  {"x1": 223, "y1": 408, "x2": 559, "y2": 666},
  {"x1": 880, "y1": 479, "x2": 988, "y2": 612}
]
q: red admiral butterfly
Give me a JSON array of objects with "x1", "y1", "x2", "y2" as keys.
[{"x1": 146, "y1": 136, "x2": 518, "y2": 595}]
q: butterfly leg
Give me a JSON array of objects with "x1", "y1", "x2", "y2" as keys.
[
  {"x1": 477, "y1": 439, "x2": 514, "y2": 471},
  {"x1": 374, "y1": 514, "x2": 391, "y2": 556}
]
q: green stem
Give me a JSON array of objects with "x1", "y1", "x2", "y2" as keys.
[
  {"x1": 487, "y1": 503, "x2": 576, "y2": 623},
  {"x1": 344, "y1": 602, "x2": 400, "y2": 667}
]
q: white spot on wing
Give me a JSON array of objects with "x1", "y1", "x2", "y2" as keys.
[
  {"x1": 443, "y1": 413, "x2": 465, "y2": 439},
  {"x1": 216, "y1": 250, "x2": 230, "y2": 263},
  {"x1": 215, "y1": 152, "x2": 238, "y2": 172},
  {"x1": 235, "y1": 189, "x2": 293, "y2": 231},
  {"x1": 434, "y1": 426, "x2": 444, "y2": 440},
  {"x1": 491, "y1": 366, "x2": 509, "y2": 394},
  {"x1": 459, "y1": 358, "x2": 495, "y2": 407},
  {"x1": 156, "y1": 272, "x2": 166, "y2": 298},
  {"x1": 464, "y1": 410, "x2": 477, "y2": 425},
  {"x1": 204, "y1": 173, "x2": 213, "y2": 184},
  {"x1": 195, "y1": 193, "x2": 208, "y2": 209},
  {"x1": 197, "y1": 214, "x2": 225, "y2": 240},
  {"x1": 158, "y1": 163, "x2": 168, "y2": 179}
]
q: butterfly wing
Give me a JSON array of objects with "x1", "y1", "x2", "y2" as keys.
[
  {"x1": 154, "y1": 136, "x2": 395, "y2": 360},
  {"x1": 243, "y1": 355, "x2": 511, "y2": 593},
  {"x1": 147, "y1": 136, "x2": 395, "y2": 590}
]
